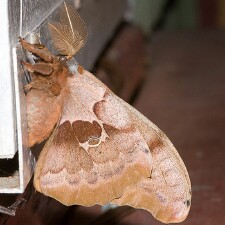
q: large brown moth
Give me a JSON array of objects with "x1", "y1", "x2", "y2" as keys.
[{"x1": 20, "y1": 2, "x2": 191, "y2": 224}]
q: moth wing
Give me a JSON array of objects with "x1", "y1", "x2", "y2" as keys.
[
  {"x1": 112, "y1": 98, "x2": 192, "y2": 223},
  {"x1": 34, "y1": 70, "x2": 152, "y2": 206}
]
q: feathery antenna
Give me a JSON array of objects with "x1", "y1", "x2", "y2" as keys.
[{"x1": 48, "y1": 2, "x2": 88, "y2": 58}]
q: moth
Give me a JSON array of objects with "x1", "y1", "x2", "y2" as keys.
[{"x1": 20, "y1": 2, "x2": 191, "y2": 224}]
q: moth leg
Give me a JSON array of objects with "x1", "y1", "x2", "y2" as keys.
[
  {"x1": 24, "y1": 77, "x2": 44, "y2": 93},
  {"x1": 21, "y1": 61, "x2": 53, "y2": 76},
  {"x1": 24, "y1": 83, "x2": 33, "y2": 93},
  {"x1": 19, "y1": 37, "x2": 54, "y2": 62},
  {"x1": 24, "y1": 75, "x2": 59, "y2": 95}
]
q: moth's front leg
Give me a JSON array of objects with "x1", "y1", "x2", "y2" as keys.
[
  {"x1": 21, "y1": 60, "x2": 55, "y2": 93},
  {"x1": 19, "y1": 37, "x2": 54, "y2": 62},
  {"x1": 21, "y1": 61, "x2": 53, "y2": 76}
]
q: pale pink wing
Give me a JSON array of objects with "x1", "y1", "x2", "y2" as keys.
[
  {"x1": 112, "y1": 99, "x2": 191, "y2": 223},
  {"x1": 34, "y1": 70, "x2": 152, "y2": 206}
]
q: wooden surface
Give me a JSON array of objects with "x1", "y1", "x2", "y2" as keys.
[
  {"x1": 76, "y1": 0, "x2": 127, "y2": 69},
  {"x1": 95, "y1": 25, "x2": 146, "y2": 102},
  {"x1": 128, "y1": 29, "x2": 225, "y2": 225}
]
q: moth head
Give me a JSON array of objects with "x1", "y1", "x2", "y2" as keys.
[
  {"x1": 56, "y1": 55, "x2": 77, "y2": 75},
  {"x1": 57, "y1": 55, "x2": 69, "y2": 63}
]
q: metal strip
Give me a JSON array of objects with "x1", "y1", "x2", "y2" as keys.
[{"x1": 0, "y1": 0, "x2": 16, "y2": 159}]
